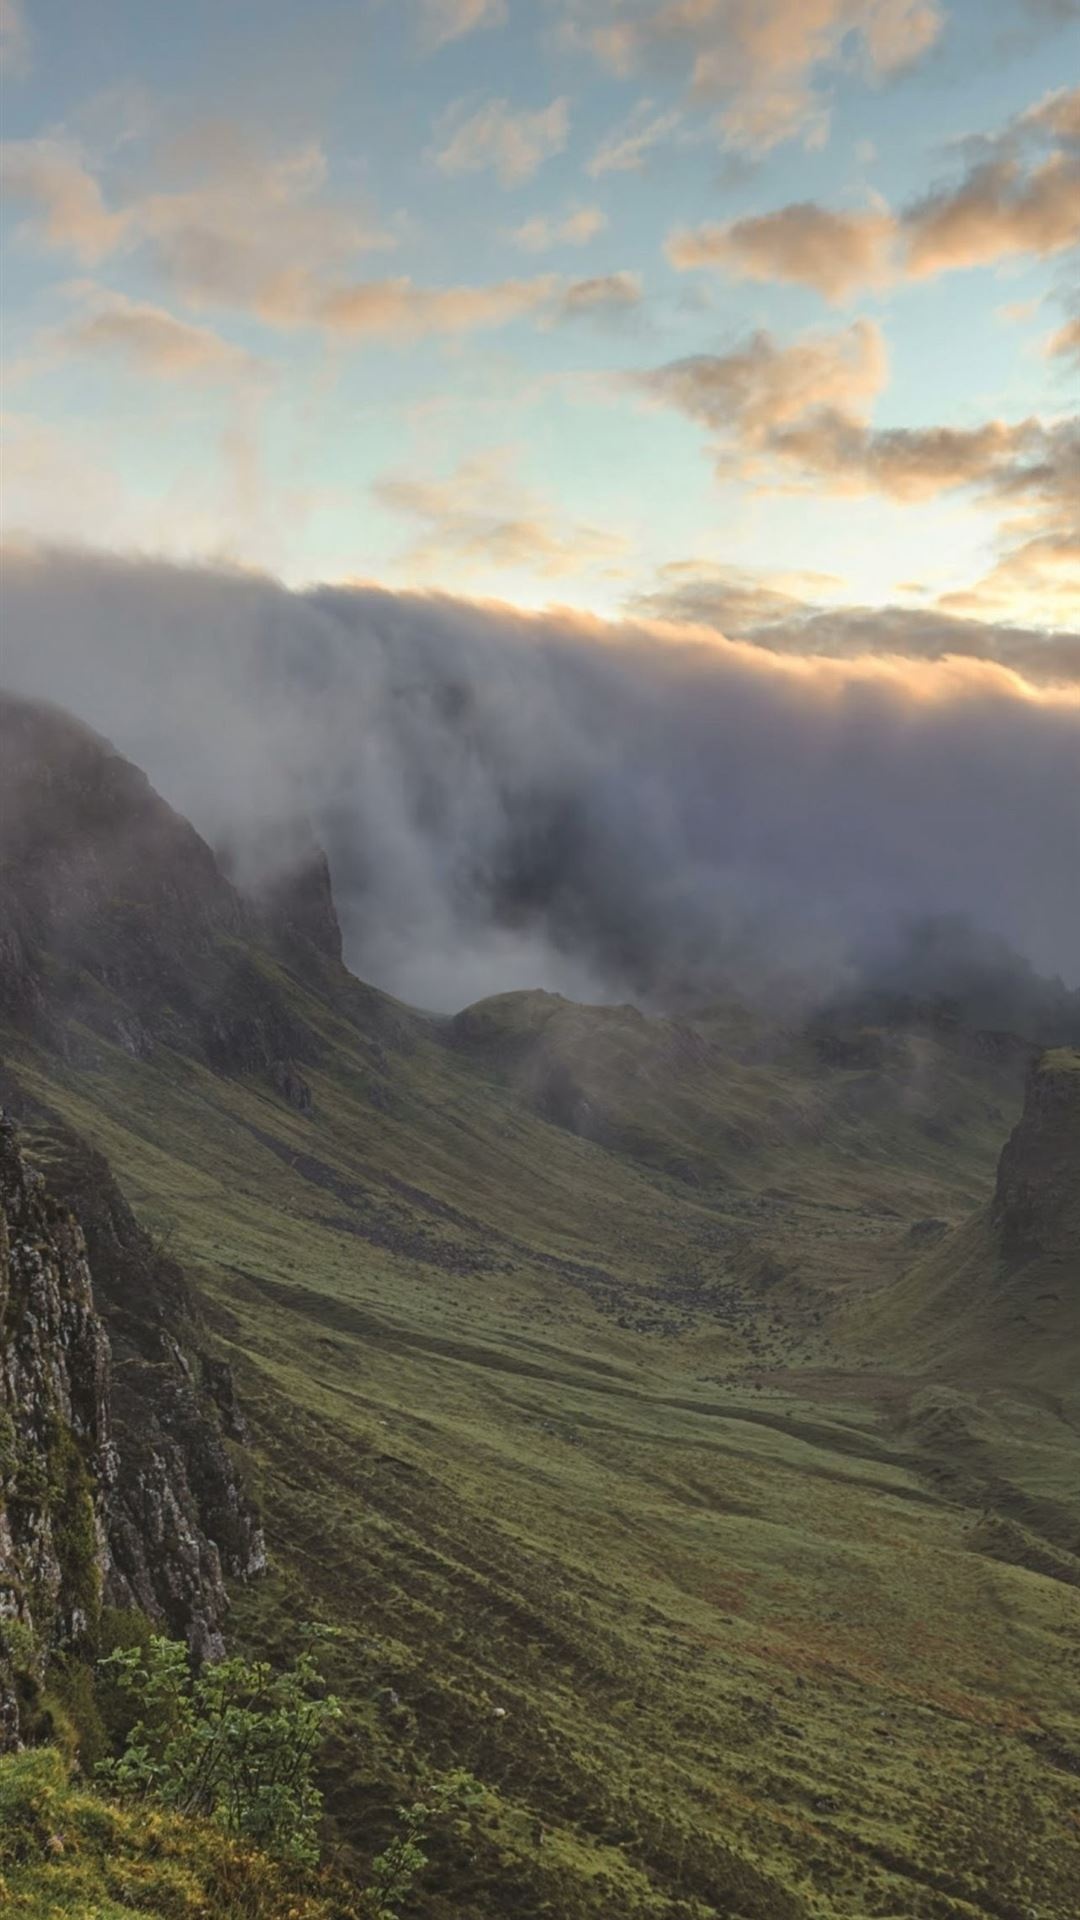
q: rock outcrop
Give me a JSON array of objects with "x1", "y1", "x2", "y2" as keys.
[
  {"x1": 0, "y1": 1115, "x2": 111, "y2": 1745},
  {"x1": 0, "y1": 1110, "x2": 264, "y2": 1747},
  {"x1": 992, "y1": 1050, "x2": 1080, "y2": 1260}
]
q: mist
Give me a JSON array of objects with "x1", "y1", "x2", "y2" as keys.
[{"x1": 2, "y1": 545, "x2": 1078, "y2": 1012}]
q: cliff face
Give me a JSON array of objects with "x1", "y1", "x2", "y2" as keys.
[
  {"x1": 0, "y1": 1112, "x2": 265, "y2": 1747},
  {"x1": 0, "y1": 1116, "x2": 111, "y2": 1745},
  {"x1": 992, "y1": 1051, "x2": 1080, "y2": 1261}
]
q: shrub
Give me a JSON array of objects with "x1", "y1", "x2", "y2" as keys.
[{"x1": 96, "y1": 1635, "x2": 341, "y2": 1865}]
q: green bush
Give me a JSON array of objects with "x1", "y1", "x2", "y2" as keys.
[{"x1": 96, "y1": 1635, "x2": 342, "y2": 1865}]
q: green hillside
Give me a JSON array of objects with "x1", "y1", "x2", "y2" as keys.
[{"x1": 2, "y1": 694, "x2": 1079, "y2": 1919}]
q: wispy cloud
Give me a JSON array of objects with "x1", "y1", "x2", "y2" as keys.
[
  {"x1": 587, "y1": 103, "x2": 684, "y2": 176},
  {"x1": 1, "y1": 125, "x2": 392, "y2": 323},
  {"x1": 316, "y1": 273, "x2": 561, "y2": 337},
  {"x1": 0, "y1": 0, "x2": 29, "y2": 75},
  {"x1": 0, "y1": 122, "x2": 588, "y2": 342},
  {"x1": 374, "y1": 446, "x2": 629, "y2": 580},
  {"x1": 579, "y1": 0, "x2": 944, "y2": 154},
  {"x1": 1045, "y1": 312, "x2": 1080, "y2": 364},
  {"x1": 509, "y1": 203, "x2": 606, "y2": 252},
  {"x1": 1, "y1": 136, "x2": 130, "y2": 261},
  {"x1": 435, "y1": 96, "x2": 569, "y2": 186},
  {"x1": 63, "y1": 288, "x2": 258, "y2": 382},
  {"x1": 555, "y1": 271, "x2": 642, "y2": 322},
  {"x1": 415, "y1": 0, "x2": 507, "y2": 52}
]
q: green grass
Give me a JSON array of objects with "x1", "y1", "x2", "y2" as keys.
[
  {"x1": 5, "y1": 967, "x2": 1080, "y2": 1918},
  {"x1": 0, "y1": 1746, "x2": 342, "y2": 1918}
]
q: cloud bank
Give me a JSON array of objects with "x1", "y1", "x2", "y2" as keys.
[{"x1": 1, "y1": 546, "x2": 1077, "y2": 1013}]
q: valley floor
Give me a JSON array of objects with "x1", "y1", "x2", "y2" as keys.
[{"x1": 7, "y1": 988, "x2": 1079, "y2": 1920}]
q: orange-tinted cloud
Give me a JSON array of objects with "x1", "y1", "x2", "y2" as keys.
[
  {"x1": 374, "y1": 448, "x2": 629, "y2": 580},
  {"x1": 903, "y1": 151, "x2": 1080, "y2": 277},
  {"x1": 1, "y1": 124, "x2": 603, "y2": 343},
  {"x1": 640, "y1": 322, "x2": 1077, "y2": 627},
  {"x1": 434, "y1": 96, "x2": 569, "y2": 185},
  {"x1": 316, "y1": 273, "x2": 561, "y2": 338},
  {"x1": 630, "y1": 558, "x2": 1080, "y2": 687},
  {"x1": 1, "y1": 137, "x2": 129, "y2": 262},
  {"x1": 1046, "y1": 313, "x2": 1080, "y2": 365},
  {"x1": 510, "y1": 204, "x2": 606, "y2": 252},
  {"x1": 639, "y1": 320, "x2": 887, "y2": 448},
  {"x1": 415, "y1": 0, "x2": 507, "y2": 51},
  {"x1": 666, "y1": 203, "x2": 893, "y2": 300},
  {"x1": 587, "y1": 104, "x2": 685, "y2": 176},
  {"x1": 64, "y1": 290, "x2": 257, "y2": 381},
  {"x1": 667, "y1": 86, "x2": 1080, "y2": 297},
  {"x1": 641, "y1": 320, "x2": 1053, "y2": 502},
  {"x1": 583, "y1": 0, "x2": 944, "y2": 153}
]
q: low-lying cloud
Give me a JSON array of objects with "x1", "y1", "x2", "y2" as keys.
[{"x1": 1, "y1": 546, "x2": 1077, "y2": 1013}]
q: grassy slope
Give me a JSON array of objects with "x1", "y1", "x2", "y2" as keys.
[
  {"x1": 5, "y1": 965, "x2": 1080, "y2": 1920},
  {"x1": 0, "y1": 1746, "x2": 340, "y2": 1919}
]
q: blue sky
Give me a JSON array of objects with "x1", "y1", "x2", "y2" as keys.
[{"x1": 2, "y1": 0, "x2": 1077, "y2": 643}]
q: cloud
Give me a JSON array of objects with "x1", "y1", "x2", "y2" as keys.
[
  {"x1": 666, "y1": 86, "x2": 1080, "y2": 299},
  {"x1": 0, "y1": 0, "x2": 28, "y2": 74},
  {"x1": 1046, "y1": 313, "x2": 1080, "y2": 364},
  {"x1": 509, "y1": 204, "x2": 606, "y2": 252},
  {"x1": 315, "y1": 272, "x2": 561, "y2": 337},
  {"x1": 639, "y1": 320, "x2": 1077, "y2": 621},
  {"x1": 373, "y1": 447, "x2": 630, "y2": 580},
  {"x1": 1, "y1": 125, "x2": 394, "y2": 325},
  {"x1": 934, "y1": 417, "x2": 1080, "y2": 621},
  {"x1": 587, "y1": 104, "x2": 684, "y2": 176},
  {"x1": 638, "y1": 318, "x2": 1061, "y2": 503},
  {"x1": 0, "y1": 136, "x2": 129, "y2": 262},
  {"x1": 630, "y1": 558, "x2": 1080, "y2": 686},
  {"x1": 940, "y1": 530, "x2": 1080, "y2": 623},
  {"x1": 134, "y1": 132, "x2": 392, "y2": 325},
  {"x1": 902, "y1": 151, "x2": 1080, "y2": 278},
  {"x1": 63, "y1": 290, "x2": 257, "y2": 381},
  {"x1": 639, "y1": 319, "x2": 888, "y2": 450},
  {"x1": 1, "y1": 546, "x2": 1077, "y2": 1013},
  {"x1": 416, "y1": 0, "x2": 507, "y2": 51},
  {"x1": 434, "y1": 96, "x2": 569, "y2": 186},
  {"x1": 666, "y1": 204, "x2": 894, "y2": 301},
  {"x1": 581, "y1": 0, "x2": 944, "y2": 153},
  {"x1": 555, "y1": 271, "x2": 642, "y2": 320},
  {"x1": 1, "y1": 122, "x2": 576, "y2": 342}
]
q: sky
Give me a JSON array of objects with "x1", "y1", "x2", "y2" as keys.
[
  {"x1": 2, "y1": 0, "x2": 1078, "y2": 646},
  {"x1": 1, "y1": 2, "x2": 1078, "y2": 1009}
]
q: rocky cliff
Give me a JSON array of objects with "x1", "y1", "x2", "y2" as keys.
[
  {"x1": 992, "y1": 1049, "x2": 1080, "y2": 1261},
  {"x1": 0, "y1": 1110, "x2": 264, "y2": 1747},
  {"x1": 0, "y1": 1115, "x2": 111, "y2": 1745}
]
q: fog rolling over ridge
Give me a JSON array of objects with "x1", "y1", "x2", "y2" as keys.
[{"x1": 3, "y1": 545, "x2": 1078, "y2": 1013}]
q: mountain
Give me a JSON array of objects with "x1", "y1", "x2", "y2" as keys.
[{"x1": 2, "y1": 688, "x2": 1078, "y2": 1919}]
